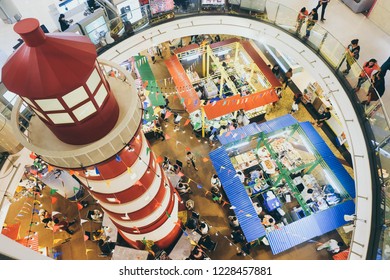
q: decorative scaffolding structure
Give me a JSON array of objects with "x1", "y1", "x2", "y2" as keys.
[{"x1": 2, "y1": 18, "x2": 181, "y2": 249}]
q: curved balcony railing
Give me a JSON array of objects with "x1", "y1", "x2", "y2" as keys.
[
  {"x1": 9, "y1": 0, "x2": 388, "y2": 259},
  {"x1": 10, "y1": 59, "x2": 142, "y2": 169}
]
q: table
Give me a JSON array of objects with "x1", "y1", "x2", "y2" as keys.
[
  {"x1": 168, "y1": 229, "x2": 201, "y2": 260},
  {"x1": 102, "y1": 214, "x2": 118, "y2": 242},
  {"x1": 204, "y1": 80, "x2": 219, "y2": 99},
  {"x1": 111, "y1": 246, "x2": 149, "y2": 260}
]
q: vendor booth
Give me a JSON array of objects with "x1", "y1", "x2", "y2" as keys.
[
  {"x1": 209, "y1": 115, "x2": 355, "y2": 254},
  {"x1": 166, "y1": 38, "x2": 281, "y2": 138}
]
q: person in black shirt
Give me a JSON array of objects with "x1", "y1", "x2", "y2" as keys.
[
  {"x1": 271, "y1": 64, "x2": 281, "y2": 79},
  {"x1": 305, "y1": 8, "x2": 318, "y2": 39},
  {"x1": 58, "y1": 14, "x2": 73, "y2": 32},
  {"x1": 313, "y1": 107, "x2": 331, "y2": 127},
  {"x1": 343, "y1": 39, "x2": 360, "y2": 75}
]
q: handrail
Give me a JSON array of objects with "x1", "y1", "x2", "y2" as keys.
[
  {"x1": 10, "y1": 61, "x2": 142, "y2": 169},
  {"x1": 90, "y1": 0, "x2": 389, "y2": 259}
]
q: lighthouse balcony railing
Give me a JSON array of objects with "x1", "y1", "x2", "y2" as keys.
[{"x1": 11, "y1": 58, "x2": 143, "y2": 170}]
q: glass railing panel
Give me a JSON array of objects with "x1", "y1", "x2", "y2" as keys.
[
  {"x1": 174, "y1": 0, "x2": 200, "y2": 15},
  {"x1": 367, "y1": 105, "x2": 390, "y2": 147},
  {"x1": 124, "y1": 6, "x2": 149, "y2": 31},
  {"x1": 318, "y1": 32, "x2": 346, "y2": 69},
  {"x1": 274, "y1": 4, "x2": 299, "y2": 35},
  {"x1": 263, "y1": 0, "x2": 279, "y2": 23},
  {"x1": 304, "y1": 23, "x2": 327, "y2": 52}
]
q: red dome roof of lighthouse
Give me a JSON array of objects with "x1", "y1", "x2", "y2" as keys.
[{"x1": 2, "y1": 18, "x2": 97, "y2": 99}]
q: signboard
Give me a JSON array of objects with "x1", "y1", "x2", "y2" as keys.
[
  {"x1": 201, "y1": 0, "x2": 225, "y2": 5},
  {"x1": 150, "y1": 0, "x2": 174, "y2": 15}
]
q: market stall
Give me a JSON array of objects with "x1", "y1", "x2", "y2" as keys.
[
  {"x1": 169, "y1": 38, "x2": 281, "y2": 138},
  {"x1": 133, "y1": 55, "x2": 167, "y2": 139},
  {"x1": 210, "y1": 114, "x2": 355, "y2": 254}
]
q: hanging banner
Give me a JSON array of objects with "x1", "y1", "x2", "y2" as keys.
[
  {"x1": 203, "y1": 88, "x2": 278, "y2": 120},
  {"x1": 165, "y1": 56, "x2": 200, "y2": 113}
]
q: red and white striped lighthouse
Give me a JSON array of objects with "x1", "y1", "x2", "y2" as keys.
[{"x1": 2, "y1": 18, "x2": 182, "y2": 250}]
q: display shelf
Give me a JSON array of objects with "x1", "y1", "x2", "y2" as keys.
[{"x1": 149, "y1": 11, "x2": 174, "y2": 25}]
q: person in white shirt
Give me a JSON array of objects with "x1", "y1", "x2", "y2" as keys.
[
  {"x1": 176, "y1": 182, "x2": 192, "y2": 195},
  {"x1": 211, "y1": 174, "x2": 221, "y2": 188},
  {"x1": 228, "y1": 216, "x2": 240, "y2": 229},
  {"x1": 317, "y1": 239, "x2": 343, "y2": 253},
  {"x1": 251, "y1": 168, "x2": 263, "y2": 181},
  {"x1": 198, "y1": 221, "x2": 209, "y2": 235}
]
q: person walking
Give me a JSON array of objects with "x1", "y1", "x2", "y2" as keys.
[
  {"x1": 148, "y1": 46, "x2": 156, "y2": 64},
  {"x1": 173, "y1": 112, "x2": 182, "y2": 131},
  {"x1": 186, "y1": 151, "x2": 198, "y2": 171},
  {"x1": 304, "y1": 8, "x2": 318, "y2": 39},
  {"x1": 156, "y1": 44, "x2": 163, "y2": 59},
  {"x1": 296, "y1": 7, "x2": 309, "y2": 34},
  {"x1": 354, "y1": 59, "x2": 381, "y2": 92},
  {"x1": 315, "y1": 0, "x2": 330, "y2": 22},
  {"x1": 343, "y1": 39, "x2": 360, "y2": 75}
]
